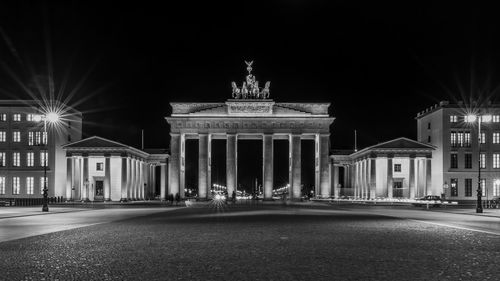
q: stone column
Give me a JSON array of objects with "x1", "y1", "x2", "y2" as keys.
[
  {"x1": 425, "y1": 158, "x2": 432, "y2": 196},
  {"x1": 226, "y1": 134, "x2": 237, "y2": 198},
  {"x1": 66, "y1": 157, "x2": 73, "y2": 200},
  {"x1": 152, "y1": 164, "x2": 156, "y2": 198},
  {"x1": 409, "y1": 157, "x2": 415, "y2": 199},
  {"x1": 180, "y1": 134, "x2": 185, "y2": 198},
  {"x1": 82, "y1": 156, "x2": 89, "y2": 201},
  {"x1": 355, "y1": 161, "x2": 359, "y2": 198},
  {"x1": 319, "y1": 134, "x2": 330, "y2": 198},
  {"x1": 370, "y1": 158, "x2": 376, "y2": 199},
  {"x1": 169, "y1": 133, "x2": 180, "y2": 197},
  {"x1": 126, "y1": 157, "x2": 132, "y2": 200},
  {"x1": 104, "y1": 155, "x2": 111, "y2": 201},
  {"x1": 333, "y1": 165, "x2": 340, "y2": 198},
  {"x1": 263, "y1": 134, "x2": 273, "y2": 200},
  {"x1": 198, "y1": 134, "x2": 209, "y2": 199},
  {"x1": 120, "y1": 156, "x2": 128, "y2": 201},
  {"x1": 387, "y1": 157, "x2": 393, "y2": 198},
  {"x1": 160, "y1": 163, "x2": 167, "y2": 200},
  {"x1": 136, "y1": 160, "x2": 141, "y2": 200},
  {"x1": 314, "y1": 134, "x2": 320, "y2": 197},
  {"x1": 132, "y1": 159, "x2": 138, "y2": 200},
  {"x1": 289, "y1": 134, "x2": 301, "y2": 199}
]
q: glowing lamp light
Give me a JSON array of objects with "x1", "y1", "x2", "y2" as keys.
[
  {"x1": 46, "y1": 112, "x2": 60, "y2": 123},
  {"x1": 465, "y1": 114, "x2": 477, "y2": 123}
]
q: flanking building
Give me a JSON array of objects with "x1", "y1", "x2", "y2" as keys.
[
  {"x1": 0, "y1": 100, "x2": 82, "y2": 200},
  {"x1": 416, "y1": 101, "x2": 500, "y2": 202},
  {"x1": 62, "y1": 136, "x2": 168, "y2": 201},
  {"x1": 331, "y1": 138, "x2": 435, "y2": 199}
]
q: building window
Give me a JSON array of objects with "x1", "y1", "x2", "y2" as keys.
[
  {"x1": 480, "y1": 179, "x2": 486, "y2": 196},
  {"x1": 35, "y1": 132, "x2": 41, "y2": 145},
  {"x1": 0, "y1": 131, "x2": 5, "y2": 142},
  {"x1": 465, "y1": 153, "x2": 472, "y2": 169},
  {"x1": 465, "y1": 179, "x2": 473, "y2": 197},
  {"x1": 68, "y1": 135, "x2": 71, "y2": 142},
  {"x1": 27, "y1": 152, "x2": 34, "y2": 167},
  {"x1": 40, "y1": 152, "x2": 48, "y2": 167},
  {"x1": 494, "y1": 179, "x2": 500, "y2": 197},
  {"x1": 13, "y1": 131, "x2": 21, "y2": 142},
  {"x1": 0, "y1": 113, "x2": 6, "y2": 121},
  {"x1": 494, "y1": 132, "x2": 500, "y2": 144},
  {"x1": 494, "y1": 153, "x2": 500, "y2": 169},
  {"x1": 394, "y1": 164, "x2": 401, "y2": 172},
  {"x1": 96, "y1": 162, "x2": 104, "y2": 171},
  {"x1": 427, "y1": 135, "x2": 431, "y2": 143},
  {"x1": 0, "y1": 152, "x2": 5, "y2": 167},
  {"x1": 464, "y1": 132, "x2": 471, "y2": 147},
  {"x1": 450, "y1": 154, "x2": 458, "y2": 169},
  {"x1": 13, "y1": 152, "x2": 20, "y2": 167},
  {"x1": 450, "y1": 178, "x2": 458, "y2": 197},
  {"x1": 457, "y1": 132, "x2": 464, "y2": 147},
  {"x1": 427, "y1": 122, "x2": 431, "y2": 129},
  {"x1": 26, "y1": 177, "x2": 34, "y2": 194},
  {"x1": 28, "y1": 132, "x2": 34, "y2": 146},
  {"x1": 42, "y1": 131, "x2": 47, "y2": 144},
  {"x1": 13, "y1": 114, "x2": 21, "y2": 122},
  {"x1": 0, "y1": 177, "x2": 4, "y2": 194},
  {"x1": 450, "y1": 132, "x2": 457, "y2": 147},
  {"x1": 450, "y1": 115, "x2": 458, "y2": 123},
  {"x1": 493, "y1": 115, "x2": 500, "y2": 123},
  {"x1": 480, "y1": 132, "x2": 486, "y2": 144},
  {"x1": 40, "y1": 177, "x2": 48, "y2": 194},
  {"x1": 26, "y1": 114, "x2": 33, "y2": 121},
  {"x1": 12, "y1": 177, "x2": 20, "y2": 194},
  {"x1": 480, "y1": 153, "x2": 486, "y2": 169}
]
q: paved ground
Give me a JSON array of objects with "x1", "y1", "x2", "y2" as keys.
[{"x1": 0, "y1": 203, "x2": 499, "y2": 280}]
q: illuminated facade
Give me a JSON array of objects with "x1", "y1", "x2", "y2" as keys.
[
  {"x1": 331, "y1": 138, "x2": 435, "y2": 199},
  {"x1": 63, "y1": 136, "x2": 167, "y2": 201},
  {"x1": 416, "y1": 101, "x2": 500, "y2": 201},
  {"x1": 166, "y1": 62, "x2": 335, "y2": 199},
  {"x1": 0, "y1": 100, "x2": 82, "y2": 199}
]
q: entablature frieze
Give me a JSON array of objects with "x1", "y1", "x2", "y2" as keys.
[{"x1": 167, "y1": 118, "x2": 334, "y2": 134}]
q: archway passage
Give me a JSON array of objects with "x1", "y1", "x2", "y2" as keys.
[
  {"x1": 301, "y1": 140, "x2": 315, "y2": 198},
  {"x1": 185, "y1": 139, "x2": 199, "y2": 198},
  {"x1": 273, "y1": 139, "x2": 289, "y2": 198},
  {"x1": 237, "y1": 140, "x2": 262, "y2": 197},
  {"x1": 211, "y1": 139, "x2": 226, "y2": 195}
]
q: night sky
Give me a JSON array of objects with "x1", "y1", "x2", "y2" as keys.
[{"x1": 2, "y1": 1, "x2": 500, "y2": 190}]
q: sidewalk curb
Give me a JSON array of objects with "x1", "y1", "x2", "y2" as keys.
[
  {"x1": 0, "y1": 209, "x2": 90, "y2": 220},
  {"x1": 429, "y1": 209, "x2": 500, "y2": 219}
]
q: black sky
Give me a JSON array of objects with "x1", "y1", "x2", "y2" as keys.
[{"x1": 1, "y1": 1, "x2": 500, "y2": 152}]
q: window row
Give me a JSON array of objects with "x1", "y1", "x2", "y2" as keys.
[
  {"x1": 450, "y1": 131, "x2": 500, "y2": 146},
  {"x1": 0, "y1": 152, "x2": 48, "y2": 167},
  {"x1": 450, "y1": 115, "x2": 500, "y2": 123},
  {"x1": 449, "y1": 178, "x2": 500, "y2": 197},
  {"x1": 450, "y1": 153, "x2": 500, "y2": 169},
  {"x1": 0, "y1": 131, "x2": 47, "y2": 145},
  {"x1": 0, "y1": 176, "x2": 48, "y2": 195},
  {"x1": 0, "y1": 113, "x2": 44, "y2": 122}
]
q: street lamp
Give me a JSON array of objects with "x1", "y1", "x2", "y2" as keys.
[
  {"x1": 466, "y1": 114, "x2": 492, "y2": 213},
  {"x1": 34, "y1": 112, "x2": 60, "y2": 212}
]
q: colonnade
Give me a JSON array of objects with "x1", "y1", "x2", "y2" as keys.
[
  {"x1": 65, "y1": 155, "x2": 159, "y2": 202},
  {"x1": 168, "y1": 133, "x2": 331, "y2": 199},
  {"x1": 333, "y1": 157, "x2": 432, "y2": 199}
]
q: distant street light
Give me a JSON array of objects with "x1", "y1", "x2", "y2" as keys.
[
  {"x1": 466, "y1": 114, "x2": 492, "y2": 213},
  {"x1": 37, "y1": 112, "x2": 60, "y2": 212}
]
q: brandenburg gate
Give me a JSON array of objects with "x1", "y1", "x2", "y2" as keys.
[{"x1": 166, "y1": 62, "x2": 335, "y2": 200}]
